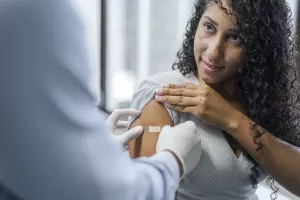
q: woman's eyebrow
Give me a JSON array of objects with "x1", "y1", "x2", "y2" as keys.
[
  {"x1": 203, "y1": 16, "x2": 240, "y2": 32},
  {"x1": 202, "y1": 16, "x2": 218, "y2": 26}
]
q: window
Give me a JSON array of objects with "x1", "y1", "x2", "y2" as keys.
[{"x1": 102, "y1": 0, "x2": 193, "y2": 111}]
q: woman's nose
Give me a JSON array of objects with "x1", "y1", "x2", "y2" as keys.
[{"x1": 206, "y1": 39, "x2": 224, "y2": 61}]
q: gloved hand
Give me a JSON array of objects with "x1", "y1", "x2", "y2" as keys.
[
  {"x1": 156, "y1": 121, "x2": 201, "y2": 178},
  {"x1": 105, "y1": 109, "x2": 143, "y2": 147}
]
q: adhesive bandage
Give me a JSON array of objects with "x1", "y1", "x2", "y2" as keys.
[{"x1": 145, "y1": 126, "x2": 162, "y2": 133}]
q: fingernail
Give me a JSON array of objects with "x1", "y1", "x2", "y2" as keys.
[
  {"x1": 184, "y1": 80, "x2": 190, "y2": 85},
  {"x1": 136, "y1": 126, "x2": 143, "y2": 131},
  {"x1": 162, "y1": 84, "x2": 169, "y2": 88},
  {"x1": 155, "y1": 88, "x2": 163, "y2": 95},
  {"x1": 155, "y1": 95, "x2": 163, "y2": 100},
  {"x1": 165, "y1": 103, "x2": 171, "y2": 107}
]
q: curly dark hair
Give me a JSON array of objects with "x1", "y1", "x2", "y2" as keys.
[{"x1": 173, "y1": 0, "x2": 300, "y2": 199}]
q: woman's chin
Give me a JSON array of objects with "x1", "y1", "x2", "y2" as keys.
[
  {"x1": 198, "y1": 75, "x2": 220, "y2": 85},
  {"x1": 197, "y1": 68, "x2": 221, "y2": 85}
]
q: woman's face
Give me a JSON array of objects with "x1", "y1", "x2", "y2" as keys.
[{"x1": 194, "y1": 0, "x2": 245, "y2": 85}]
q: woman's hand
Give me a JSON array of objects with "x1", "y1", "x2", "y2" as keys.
[{"x1": 155, "y1": 81, "x2": 242, "y2": 133}]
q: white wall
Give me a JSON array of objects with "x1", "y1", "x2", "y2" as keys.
[{"x1": 287, "y1": 0, "x2": 298, "y2": 28}]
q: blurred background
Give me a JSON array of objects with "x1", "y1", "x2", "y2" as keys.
[
  {"x1": 101, "y1": 0, "x2": 196, "y2": 111},
  {"x1": 99, "y1": 0, "x2": 300, "y2": 114},
  {"x1": 81, "y1": 0, "x2": 300, "y2": 199}
]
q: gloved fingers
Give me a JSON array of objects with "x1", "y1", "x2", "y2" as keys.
[
  {"x1": 161, "y1": 125, "x2": 171, "y2": 132},
  {"x1": 116, "y1": 121, "x2": 129, "y2": 129},
  {"x1": 123, "y1": 109, "x2": 141, "y2": 117},
  {"x1": 106, "y1": 109, "x2": 141, "y2": 132},
  {"x1": 176, "y1": 121, "x2": 196, "y2": 128},
  {"x1": 157, "y1": 125, "x2": 171, "y2": 151},
  {"x1": 118, "y1": 126, "x2": 143, "y2": 145}
]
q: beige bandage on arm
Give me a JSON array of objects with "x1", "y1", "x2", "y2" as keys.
[
  {"x1": 146, "y1": 126, "x2": 162, "y2": 133},
  {"x1": 128, "y1": 100, "x2": 173, "y2": 158}
]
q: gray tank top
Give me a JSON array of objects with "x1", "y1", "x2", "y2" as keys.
[{"x1": 129, "y1": 70, "x2": 268, "y2": 200}]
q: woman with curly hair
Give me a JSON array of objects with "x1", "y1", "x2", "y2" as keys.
[{"x1": 128, "y1": 0, "x2": 300, "y2": 199}]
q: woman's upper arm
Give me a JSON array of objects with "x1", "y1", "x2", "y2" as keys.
[{"x1": 128, "y1": 99, "x2": 173, "y2": 158}]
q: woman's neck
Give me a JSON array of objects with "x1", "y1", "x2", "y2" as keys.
[{"x1": 199, "y1": 77, "x2": 238, "y2": 101}]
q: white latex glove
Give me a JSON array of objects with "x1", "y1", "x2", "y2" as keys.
[
  {"x1": 105, "y1": 109, "x2": 143, "y2": 147},
  {"x1": 156, "y1": 121, "x2": 202, "y2": 177}
]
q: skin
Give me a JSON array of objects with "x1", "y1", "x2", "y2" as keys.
[
  {"x1": 128, "y1": 100, "x2": 173, "y2": 158},
  {"x1": 192, "y1": 0, "x2": 245, "y2": 156},
  {"x1": 156, "y1": 82, "x2": 300, "y2": 197},
  {"x1": 155, "y1": 0, "x2": 300, "y2": 197},
  {"x1": 194, "y1": 1, "x2": 244, "y2": 96},
  {"x1": 128, "y1": 100, "x2": 184, "y2": 176}
]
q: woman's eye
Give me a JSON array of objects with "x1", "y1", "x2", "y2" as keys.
[
  {"x1": 204, "y1": 23, "x2": 215, "y2": 33},
  {"x1": 229, "y1": 35, "x2": 242, "y2": 43}
]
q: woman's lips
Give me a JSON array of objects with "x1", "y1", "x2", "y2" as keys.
[{"x1": 202, "y1": 60, "x2": 224, "y2": 72}]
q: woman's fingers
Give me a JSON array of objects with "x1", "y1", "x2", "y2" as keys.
[
  {"x1": 155, "y1": 87, "x2": 208, "y2": 98},
  {"x1": 163, "y1": 81, "x2": 198, "y2": 90},
  {"x1": 155, "y1": 95, "x2": 199, "y2": 106},
  {"x1": 164, "y1": 103, "x2": 196, "y2": 113},
  {"x1": 162, "y1": 83, "x2": 182, "y2": 89},
  {"x1": 157, "y1": 81, "x2": 200, "y2": 96},
  {"x1": 155, "y1": 87, "x2": 196, "y2": 97}
]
